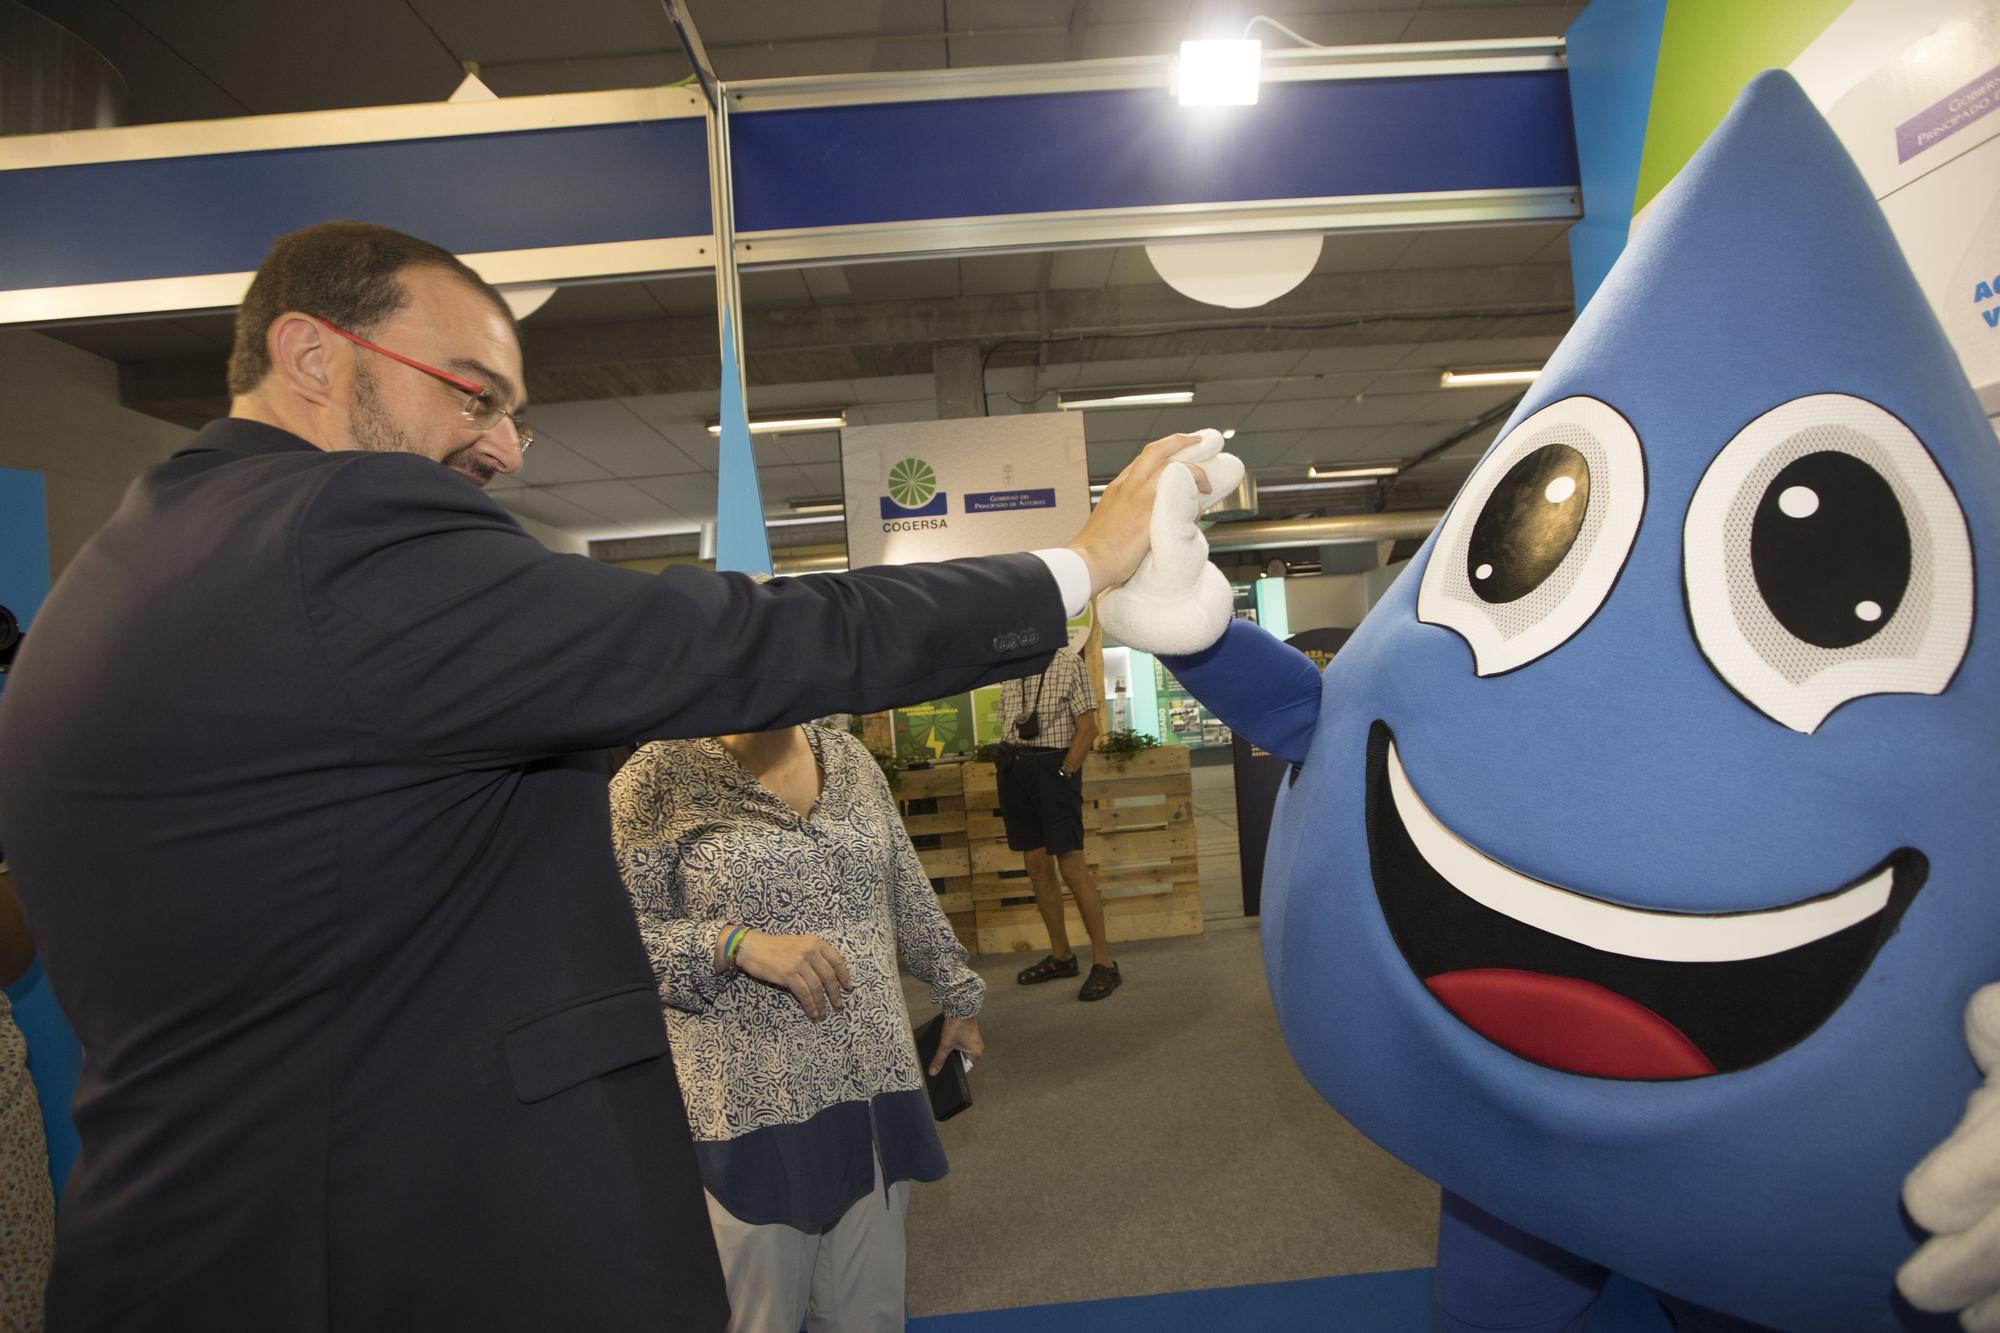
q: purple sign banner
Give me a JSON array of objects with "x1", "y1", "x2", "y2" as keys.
[
  {"x1": 964, "y1": 488, "x2": 1057, "y2": 513},
  {"x1": 1897, "y1": 63, "x2": 2000, "y2": 164}
]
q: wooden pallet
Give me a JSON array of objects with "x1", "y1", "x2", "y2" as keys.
[
  {"x1": 960, "y1": 747, "x2": 1202, "y2": 955},
  {"x1": 894, "y1": 762, "x2": 976, "y2": 951}
]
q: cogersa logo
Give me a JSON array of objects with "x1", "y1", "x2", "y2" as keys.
[{"x1": 880, "y1": 457, "x2": 947, "y2": 518}]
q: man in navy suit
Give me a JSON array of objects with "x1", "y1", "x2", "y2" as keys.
[{"x1": 0, "y1": 222, "x2": 1198, "y2": 1332}]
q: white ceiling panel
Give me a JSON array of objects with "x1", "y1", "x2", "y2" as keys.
[
  {"x1": 632, "y1": 474, "x2": 712, "y2": 509},
  {"x1": 1263, "y1": 370, "x2": 1383, "y2": 401},
  {"x1": 1314, "y1": 231, "x2": 1419, "y2": 273},
  {"x1": 798, "y1": 462, "x2": 845, "y2": 495},
  {"x1": 960, "y1": 253, "x2": 1048, "y2": 296},
  {"x1": 1283, "y1": 427, "x2": 1399, "y2": 467},
  {"x1": 1394, "y1": 225, "x2": 1572, "y2": 270},
  {"x1": 744, "y1": 379, "x2": 855, "y2": 412},
  {"x1": 539, "y1": 479, "x2": 690, "y2": 528},
  {"x1": 1240, "y1": 398, "x2": 1353, "y2": 433},
  {"x1": 1107, "y1": 248, "x2": 1160, "y2": 287},
  {"x1": 776, "y1": 432, "x2": 843, "y2": 465},
  {"x1": 644, "y1": 277, "x2": 716, "y2": 316},
  {"x1": 1049, "y1": 248, "x2": 1118, "y2": 290},
  {"x1": 739, "y1": 269, "x2": 815, "y2": 308},
  {"x1": 1079, "y1": 407, "x2": 1163, "y2": 442},
  {"x1": 1227, "y1": 432, "x2": 1305, "y2": 469},
  {"x1": 849, "y1": 374, "x2": 937, "y2": 405},
  {"x1": 513, "y1": 439, "x2": 615, "y2": 486},
  {"x1": 718, "y1": 36, "x2": 951, "y2": 81},
  {"x1": 531, "y1": 401, "x2": 707, "y2": 478},
  {"x1": 839, "y1": 258, "x2": 962, "y2": 303},
  {"x1": 1187, "y1": 350, "x2": 1309, "y2": 382},
  {"x1": 1189, "y1": 378, "x2": 1279, "y2": 406},
  {"x1": 847, "y1": 400, "x2": 937, "y2": 426},
  {"x1": 1069, "y1": 356, "x2": 1196, "y2": 388},
  {"x1": 800, "y1": 267, "x2": 854, "y2": 302},
  {"x1": 499, "y1": 488, "x2": 623, "y2": 534},
  {"x1": 1292, "y1": 344, "x2": 1432, "y2": 374},
  {"x1": 1336, "y1": 393, "x2": 1428, "y2": 428},
  {"x1": 948, "y1": 30, "x2": 1074, "y2": 68},
  {"x1": 1077, "y1": 21, "x2": 1182, "y2": 59},
  {"x1": 1401, "y1": 4, "x2": 1582, "y2": 41}
]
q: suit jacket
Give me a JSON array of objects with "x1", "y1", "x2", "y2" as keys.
[{"x1": 0, "y1": 419, "x2": 1065, "y2": 1332}]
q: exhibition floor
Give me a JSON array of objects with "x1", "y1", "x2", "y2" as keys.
[
  {"x1": 900, "y1": 925, "x2": 1676, "y2": 1330},
  {"x1": 898, "y1": 925, "x2": 1437, "y2": 1317}
]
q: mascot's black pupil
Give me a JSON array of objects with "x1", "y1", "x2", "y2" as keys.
[
  {"x1": 1750, "y1": 450, "x2": 1910, "y2": 649},
  {"x1": 1466, "y1": 443, "x2": 1591, "y2": 604}
]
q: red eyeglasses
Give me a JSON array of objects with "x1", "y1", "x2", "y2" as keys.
[{"x1": 318, "y1": 319, "x2": 534, "y2": 449}]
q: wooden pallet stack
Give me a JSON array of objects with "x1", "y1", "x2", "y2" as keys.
[
  {"x1": 960, "y1": 747, "x2": 1202, "y2": 955},
  {"x1": 891, "y1": 762, "x2": 976, "y2": 951}
]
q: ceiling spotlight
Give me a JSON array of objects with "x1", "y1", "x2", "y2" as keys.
[
  {"x1": 1176, "y1": 39, "x2": 1261, "y2": 107},
  {"x1": 1057, "y1": 387, "x2": 1196, "y2": 410},
  {"x1": 1306, "y1": 463, "x2": 1399, "y2": 480},
  {"x1": 1222, "y1": 428, "x2": 1236, "y2": 439},
  {"x1": 1440, "y1": 367, "x2": 1542, "y2": 388},
  {"x1": 707, "y1": 412, "x2": 848, "y2": 435}
]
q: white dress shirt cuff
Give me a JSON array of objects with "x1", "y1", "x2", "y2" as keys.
[{"x1": 1030, "y1": 548, "x2": 1092, "y2": 618}]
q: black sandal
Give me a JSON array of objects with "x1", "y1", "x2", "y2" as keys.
[
  {"x1": 1016, "y1": 953, "x2": 1080, "y2": 985},
  {"x1": 1079, "y1": 962, "x2": 1122, "y2": 1001}
]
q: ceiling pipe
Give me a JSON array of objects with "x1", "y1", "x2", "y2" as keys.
[{"x1": 1203, "y1": 509, "x2": 1444, "y2": 552}]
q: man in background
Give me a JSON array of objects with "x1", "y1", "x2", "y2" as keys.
[{"x1": 997, "y1": 646, "x2": 1119, "y2": 1001}]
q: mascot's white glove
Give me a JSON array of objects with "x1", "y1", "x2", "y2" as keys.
[
  {"x1": 1097, "y1": 428, "x2": 1245, "y2": 656},
  {"x1": 1899, "y1": 983, "x2": 2000, "y2": 1332}
]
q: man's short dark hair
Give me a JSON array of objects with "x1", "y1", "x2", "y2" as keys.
[{"x1": 227, "y1": 221, "x2": 515, "y2": 397}]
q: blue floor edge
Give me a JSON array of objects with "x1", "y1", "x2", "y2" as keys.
[{"x1": 909, "y1": 1268, "x2": 1675, "y2": 1332}]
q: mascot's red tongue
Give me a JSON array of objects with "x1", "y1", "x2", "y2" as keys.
[{"x1": 1427, "y1": 969, "x2": 1717, "y2": 1080}]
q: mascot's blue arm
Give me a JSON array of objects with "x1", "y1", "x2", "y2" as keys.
[{"x1": 1158, "y1": 619, "x2": 1322, "y2": 765}]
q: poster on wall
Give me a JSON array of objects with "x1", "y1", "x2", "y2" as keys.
[
  {"x1": 1818, "y1": 3, "x2": 2000, "y2": 413},
  {"x1": 843, "y1": 415, "x2": 1091, "y2": 757},
  {"x1": 841, "y1": 414, "x2": 1089, "y2": 568}
]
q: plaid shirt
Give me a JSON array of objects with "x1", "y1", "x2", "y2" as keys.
[{"x1": 998, "y1": 648, "x2": 1096, "y2": 749}]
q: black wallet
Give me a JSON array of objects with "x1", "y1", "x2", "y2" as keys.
[{"x1": 912, "y1": 1014, "x2": 973, "y2": 1121}]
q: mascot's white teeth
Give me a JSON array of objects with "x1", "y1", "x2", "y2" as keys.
[{"x1": 1386, "y1": 741, "x2": 1893, "y2": 964}]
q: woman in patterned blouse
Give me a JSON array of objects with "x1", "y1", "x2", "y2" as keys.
[{"x1": 611, "y1": 723, "x2": 985, "y2": 1333}]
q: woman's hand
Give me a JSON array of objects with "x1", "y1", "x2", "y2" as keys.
[
  {"x1": 731, "y1": 929, "x2": 854, "y2": 1020},
  {"x1": 932, "y1": 1015, "x2": 983, "y2": 1075}
]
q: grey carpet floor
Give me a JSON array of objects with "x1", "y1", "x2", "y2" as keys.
[{"x1": 899, "y1": 922, "x2": 1441, "y2": 1317}]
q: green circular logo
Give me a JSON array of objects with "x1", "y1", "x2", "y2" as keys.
[{"x1": 887, "y1": 457, "x2": 937, "y2": 508}]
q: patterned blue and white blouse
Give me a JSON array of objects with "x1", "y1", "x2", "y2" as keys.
[{"x1": 610, "y1": 724, "x2": 984, "y2": 1230}]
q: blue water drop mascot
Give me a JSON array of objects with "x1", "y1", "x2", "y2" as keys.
[{"x1": 1100, "y1": 72, "x2": 1999, "y2": 1332}]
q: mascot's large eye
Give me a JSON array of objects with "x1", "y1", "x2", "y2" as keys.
[
  {"x1": 1418, "y1": 396, "x2": 1645, "y2": 674},
  {"x1": 1684, "y1": 394, "x2": 1972, "y2": 734}
]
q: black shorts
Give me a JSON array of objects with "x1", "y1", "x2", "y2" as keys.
[{"x1": 995, "y1": 746, "x2": 1085, "y2": 856}]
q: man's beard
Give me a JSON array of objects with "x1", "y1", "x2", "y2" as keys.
[{"x1": 349, "y1": 364, "x2": 494, "y2": 487}]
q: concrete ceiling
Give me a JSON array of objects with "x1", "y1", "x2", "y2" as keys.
[{"x1": 24, "y1": 0, "x2": 1585, "y2": 545}]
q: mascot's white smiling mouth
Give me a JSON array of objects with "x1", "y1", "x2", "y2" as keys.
[{"x1": 1363, "y1": 722, "x2": 1925, "y2": 1080}]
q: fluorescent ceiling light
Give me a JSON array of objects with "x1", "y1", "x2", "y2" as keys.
[
  {"x1": 1058, "y1": 387, "x2": 1196, "y2": 410},
  {"x1": 764, "y1": 514, "x2": 846, "y2": 528},
  {"x1": 707, "y1": 412, "x2": 848, "y2": 435},
  {"x1": 1307, "y1": 463, "x2": 1399, "y2": 480},
  {"x1": 1440, "y1": 367, "x2": 1542, "y2": 388},
  {"x1": 1222, "y1": 428, "x2": 1236, "y2": 439},
  {"x1": 789, "y1": 498, "x2": 844, "y2": 514},
  {"x1": 1176, "y1": 39, "x2": 1260, "y2": 107},
  {"x1": 1259, "y1": 478, "x2": 1389, "y2": 494}
]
